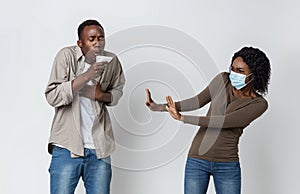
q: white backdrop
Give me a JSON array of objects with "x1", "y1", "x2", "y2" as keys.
[{"x1": 0, "y1": 0, "x2": 299, "y2": 194}]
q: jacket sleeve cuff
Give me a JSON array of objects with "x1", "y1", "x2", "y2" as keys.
[
  {"x1": 107, "y1": 89, "x2": 122, "y2": 106},
  {"x1": 182, "y1": 115, "x2": 201, "y2": 126}
]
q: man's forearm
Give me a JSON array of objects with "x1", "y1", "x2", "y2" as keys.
[
  {"x1": 96, "y1": 92, "x2": 112, "y2": 103},
  {"x1": 71, "y1": 73, "x2": 90, "y2": 94}
]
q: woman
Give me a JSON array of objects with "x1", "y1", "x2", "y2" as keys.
[{"x1": 145, "y1": 46, "x2": 271, "y2": 194}]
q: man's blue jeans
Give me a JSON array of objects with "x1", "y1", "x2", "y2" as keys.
[
  {"x1": 49, "y1": 146, "x2": 112, "y2": 194},
  {"x1": 184, "y1": 157, "x2": 241, "y2": 194}
]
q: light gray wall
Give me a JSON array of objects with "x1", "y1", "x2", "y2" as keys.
[{"x1": 0, "y1": 0, "x2": 299, "y2": 193}]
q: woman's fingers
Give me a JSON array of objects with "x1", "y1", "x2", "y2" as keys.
[
  {"x1": 146, "y1": 88, "x2": 153, "y2": 102},
  {"x1": 166, "y1": 96, "x2": 175, "y2": 108},
  {"x1": 166, "y1": 104, "x2": 181, "y2": 120},
  {"x1": 169, "y1": 96, "x2": 174, "y2": 106},
  {"x1": 145, "y1": 88, "x2": 152, "y2": 106},
  {"x1": 166, "y1": 96, "x2": 170, "y2": 106}
]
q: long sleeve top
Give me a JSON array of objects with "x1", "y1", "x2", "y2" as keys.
[{"x1": 175, "y1": 72, "x2": 268, "y2": 162}]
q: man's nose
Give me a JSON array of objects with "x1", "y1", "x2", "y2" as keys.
[{"x1": 94, "y1": 39, "x2": 101, "y2": 46}]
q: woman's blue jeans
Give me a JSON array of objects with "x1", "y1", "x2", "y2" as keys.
[
  {"x1": 184, "y1": 157, "x2": 241, "y2": 194},
  {"x1": 49, "y1": 146, "x2": 112, "y2": 194}
]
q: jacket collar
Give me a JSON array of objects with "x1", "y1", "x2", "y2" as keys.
[{"x1": 75, "y1": 45, "x2": 84, "y2": 61}]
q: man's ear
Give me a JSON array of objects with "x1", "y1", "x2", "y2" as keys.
[{"x1": 77, "y1": 40, "x2": 82, "y2": 48}]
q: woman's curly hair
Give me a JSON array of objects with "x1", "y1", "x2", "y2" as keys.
[{"x1": 231, "y1": 46, "x2": 271, "y2": 95}]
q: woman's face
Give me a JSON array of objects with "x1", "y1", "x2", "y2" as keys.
[{"x1": 230, "y1": 57, "x2": 252, "y2": 83}]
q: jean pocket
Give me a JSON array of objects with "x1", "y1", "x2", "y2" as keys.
[
  {"x1": 52, "y1": 146, "x2": 69, "y2": 158},
  {"x1": 101, "y1": 156, "x2": 111, "y2": 164}
]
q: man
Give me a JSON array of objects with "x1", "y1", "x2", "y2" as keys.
[{"x1": 45, "y1": 19, "x2": 125, "y2": 194}]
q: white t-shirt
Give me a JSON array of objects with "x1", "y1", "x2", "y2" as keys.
[{"x1": 79, "y1": 63, "x2": 96, "y2": 149}]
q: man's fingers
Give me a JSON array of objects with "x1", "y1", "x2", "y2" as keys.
[
  {"x1": 95, "y1": 61, "x2": 108, "y2": 65},
  {"x1": 91, "y1": 80, "x2": 99, "y2": 86},
  {"x1": 94, "y1": 65, "x2": 105, "y2": 71},
  {"x1": 92, "y1": 62, "x2": 106, "y2": 71},
  {"x1": 95, "y1": 61, "x2": 107, "y2": 68}
]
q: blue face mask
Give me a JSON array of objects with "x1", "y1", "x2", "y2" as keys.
[{"x1": 229, "y1": 71, "x2": 252, "y2": 90}]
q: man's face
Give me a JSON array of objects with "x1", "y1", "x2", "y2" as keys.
[{"x1": 77, "y1": 25, "x2": 105, "y2": 62}]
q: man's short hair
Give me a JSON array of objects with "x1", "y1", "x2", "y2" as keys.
[{"x1": 77, "y1": 19, "x2": 104, "y2": 40}]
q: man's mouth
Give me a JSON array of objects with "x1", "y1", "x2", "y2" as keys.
[{"x1": 93, "y1": 46, "x2": 104, "y2": 52}]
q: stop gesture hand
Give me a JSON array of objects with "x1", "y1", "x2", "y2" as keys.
[
  {"x1": 166, "y1": 96, "x2": 183, "y2": 121},
  {"x1": 145, "y1": 88, "x2": 164, "y2": 112}
]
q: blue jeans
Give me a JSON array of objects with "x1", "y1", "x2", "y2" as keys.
[
  {"x1": 184, "y1": 157, "x2": 241, "y2": 194},
  {"x1": 49, "y1": 146, "x2": 112, "y2": 194}
]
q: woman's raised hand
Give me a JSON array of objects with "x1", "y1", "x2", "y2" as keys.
[
  {"x1": 145, "y1": 88, "x2": 163, "y2": 112},
  {"x1": 166, "y1": 96, "x2": 183, "y2": 121}
]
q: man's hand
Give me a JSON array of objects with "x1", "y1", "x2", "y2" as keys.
[
  {"x1": 80, "y1": 81, "x2": 112, "y2": 103},
  {"x1": 145, "y1": 88, "x2": 163, "y2": 112},
  {"x1": 80, "y1": 81, "x2": 104, "y2": 100},
  {"x1": 166, "y1": 96, "x2": 183, "y2": 121},
  {"x1": 84, "y1": 61, "x2": 107, "y2": 80}
]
